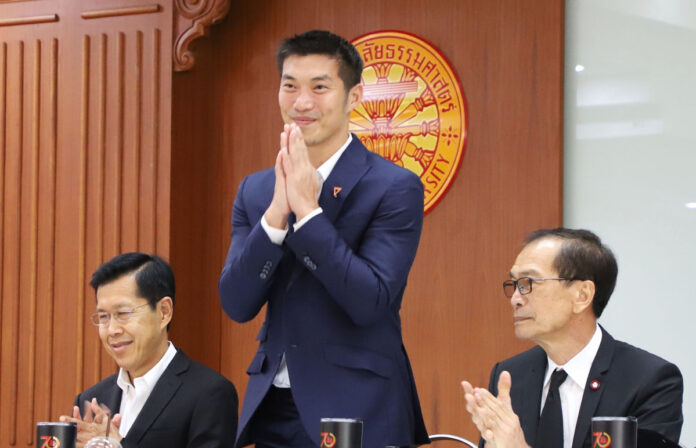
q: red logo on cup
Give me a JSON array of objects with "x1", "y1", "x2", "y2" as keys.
[
  {"x1": 592, "y1": 431, "x2": 612, "y2": 448},
  {"x1": 320, "y1": 431, "x2": 337, "y2": 448},
  {"x1": 40, "y1": 436, "x2": 61, "y2": 448}
]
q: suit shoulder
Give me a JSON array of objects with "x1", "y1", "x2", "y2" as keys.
[
  {"x1": 612, "y1": 339, "x2": 682, "y2": 376},
  {"x1": 240, "y1": 167, "x2": 274, "y2": 189},
  {"x1": 78, "y1": 373, "x2": 119, "y2": 400},
  {"x1": 185, "y1": 359, "x2": 238, "y2": 393},
  {"x1": 496, "y1": 346, "x2": 547, "y2": 372},
  {"x1": 364, "y1": 149, "x2": 421, "y2": 182}
]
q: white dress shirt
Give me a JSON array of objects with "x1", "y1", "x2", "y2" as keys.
[
  {"x1": 541, "y1": 324, "x2": 602, "y2": 448},
  {"x1": 260, "y1": 133, "x2": 352, "y2": 388},
  {"x1": 117, "y1": 342, "x2": 177, "y2": 436}
]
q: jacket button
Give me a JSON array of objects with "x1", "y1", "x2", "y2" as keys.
[{"x1": 259, "y1": 272, "x2": 267, "y2": 280}]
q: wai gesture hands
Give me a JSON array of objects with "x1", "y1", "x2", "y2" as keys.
[{"x1": 264, "y1": 123, "x2": 320, "y2": 229}]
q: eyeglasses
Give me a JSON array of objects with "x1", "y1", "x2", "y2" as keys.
[
  {"x1": 90, "y1": 303, "x2": 151, "y2": 327},
  {"x1": 502, "y1": 277, "x2": 573, "y2": 298}
]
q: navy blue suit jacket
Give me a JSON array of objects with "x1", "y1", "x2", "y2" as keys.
[
  {"x1": 75, "y1": 350, "x2": 238, "y2": 448},
  {"x1": 219, "y1": 136, "x2": 429, "y2": 447},
  {"x1": 484, "y1": 327, "x2": 683, "y2": 448}
]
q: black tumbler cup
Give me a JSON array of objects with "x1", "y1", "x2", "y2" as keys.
[
  {"x1": 320, "y1": 418, "x2": 363, "y2": 448},
  {"x1": 591, "y1": 416, "x2": 637, "y2": 448},
  {"x1": 36, "y1": 422, "x2": 77, "y2": 448}
]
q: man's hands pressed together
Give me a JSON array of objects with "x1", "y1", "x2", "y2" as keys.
[
  {"x1": 264, "y1": 125, "x2": 292, "y2": 229},
  {"x1": 461, "y1": 371, "x2": 530, "y2": 448},
  {"x1": 264, "y1": 123, "x2": 320, "y2": 229},
  {"x1": 59, "y1": 398, "x2": 122, "y2": 448}
]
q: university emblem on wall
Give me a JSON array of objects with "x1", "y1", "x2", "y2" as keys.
[{"x1": 350, "y1": 31, "x2": 468, "y2": 213}]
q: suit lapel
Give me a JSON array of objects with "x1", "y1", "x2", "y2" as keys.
[
  {"x1": 105, "y1": 381, "x2": 123, "y2": 416},
  {"x1": 125, "y1": 351, "x2": 188, "y2": 444},
  {"x1": 518, "y1": 348, "x2": 546, "y2": 445},
  {"x1": 319, "y1": 135, "x2": 370, "y2": 224},
  {"x1": 572, "y1": 327, "x2": 614, "y2": 448}
]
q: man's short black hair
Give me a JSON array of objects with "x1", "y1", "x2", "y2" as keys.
[
  {"x1": 90, "y1": 252, "x2": 175, "y2": 310},
  {"x1": 276, "y1": 30, "x2": 363, "y2": 91},
  {"x1": 525, "y1": 228, "x2": 618, "y2": 318}
]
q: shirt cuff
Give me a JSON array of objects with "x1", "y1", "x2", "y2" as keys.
[
  {"x1": 261, "y1": 215, "x2": 288, "y2": 245},
  {"x1": 294, "y1": 208, "x2": 323, "y2": 231}
]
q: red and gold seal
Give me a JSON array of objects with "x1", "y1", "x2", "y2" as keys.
[{"x1": 350, "y1": 30, "x2": 468, "y2": 214}]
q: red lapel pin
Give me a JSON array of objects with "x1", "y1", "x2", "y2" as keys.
[
  {"x1": 333, "y1": 186, "x2": 342, "y2": 198},
  {"x1": 590, "y1": 380, "x2": 600, "y2": 390}
]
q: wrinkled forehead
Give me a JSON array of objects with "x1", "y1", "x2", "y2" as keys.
[{"x1": 510, "y1": 237, "x2": 562, "y2": 277}]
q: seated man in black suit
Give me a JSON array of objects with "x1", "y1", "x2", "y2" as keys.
[
  {"x1": 461, "y1": 228, "x2": 683, "y2": 448},
  {"x1": 60, "y1": 253, "x2": 238, "y2": 448}
]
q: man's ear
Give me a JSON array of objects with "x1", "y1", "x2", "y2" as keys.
[
  {"x1": 158, "y1": 297, "x2": 173, "y2": 329},
  {"x1": 573, "y1": 280, "x2": 595, "y2": 314},
  {"x1": 346, "y1": 83, "x2": 363, "y2": 112}
]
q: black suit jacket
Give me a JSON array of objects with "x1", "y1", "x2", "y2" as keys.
[
  {"x1": 486, "y1": 327, "x2": 683, "y2": 448},
  {"x1": 76, "y1": 350, "x2": 238, "y2": 448}
]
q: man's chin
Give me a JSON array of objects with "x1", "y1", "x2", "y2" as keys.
[
  {"x1": 302, "y1": 135, "x2": 320, "y2": 147},
  {"x1": 109, "y1": 350, "x2": 130, "y2": 367},
  {"x1": 513, "y1": 327, "x2": 534, "y2": 341}
]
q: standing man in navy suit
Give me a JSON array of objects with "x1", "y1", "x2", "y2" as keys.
[
  {"x1": 219, "y1": 30, "x2": 429, "y2": 448},
  {"x1": 461, "y1": 229, "x2": 683, "y2": 448}
]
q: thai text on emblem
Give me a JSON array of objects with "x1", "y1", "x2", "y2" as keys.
[{"x1": 350, "y1": 31, "x2": 468, "y2": 213}]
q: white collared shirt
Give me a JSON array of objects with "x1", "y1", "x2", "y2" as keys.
[
  {"x1": 261, "y1": 133, "x2": 352, "y2": 388},
  {"x1": 116, "y1": 342, "x2": 177, "y2": 436},
  {"x1": 541, "y1": 324, "x2": 602, "y2": 448}
]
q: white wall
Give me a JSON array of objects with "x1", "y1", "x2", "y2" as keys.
[{"x1": 564, "y1": 0, "x2": 696, "y2": 445}]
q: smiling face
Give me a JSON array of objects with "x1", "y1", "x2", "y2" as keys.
[
  {"x1": 508, "y1": 238, "x2": 582, "y2": 347},
  {"x1": 278, "y1": 54, "x2": 362, "y2": 155},
  {"x1": 96, "y1": 273, "x2": 171, "y2": 379}
]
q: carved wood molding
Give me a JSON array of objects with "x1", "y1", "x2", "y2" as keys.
[
  {"x1": 173, "y1": 0, "x2": 230, "y2": 72},
  {"x1": 81, "y1": 4, "x2": 161, "y2": 20},
  {"x1": 0, "y1": 14, "x2": 58, "y2": 27}
]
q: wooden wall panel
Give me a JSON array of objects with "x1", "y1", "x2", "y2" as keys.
[
  {"x1": 171, "y1": 0, "x2": 563, "y2": 444},
  {"x1": 0, "y1": 1, "x2": 172, "y2": 445}
]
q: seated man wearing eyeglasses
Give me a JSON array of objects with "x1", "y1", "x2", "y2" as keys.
[
  {"x1": 461, "y1": 228, "x2": 683, "y2": 448},
  {"x1": 60, "y1": 253, "x2": 238, "y2": 448}
]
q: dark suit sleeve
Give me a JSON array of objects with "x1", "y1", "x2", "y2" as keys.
[
  {"x1": 487, "y1": 363, "x2": 501, "y2": 396},
  {"x1": 219, "y1": 176, "x2": 286, "y2": 323},
  {"x1": 186, "y1": 378, "x2": 239, "y2": 448},
  {"x1": 630, "y1": 361, "x2": 683, "y2": 442},
  {"x1": 284, "y1": 171, "x2": 424, "y2": 326}
]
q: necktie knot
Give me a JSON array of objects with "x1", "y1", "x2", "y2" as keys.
[{"x1": 550, "y1": 368, "x2": 568, "y2": 391}]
